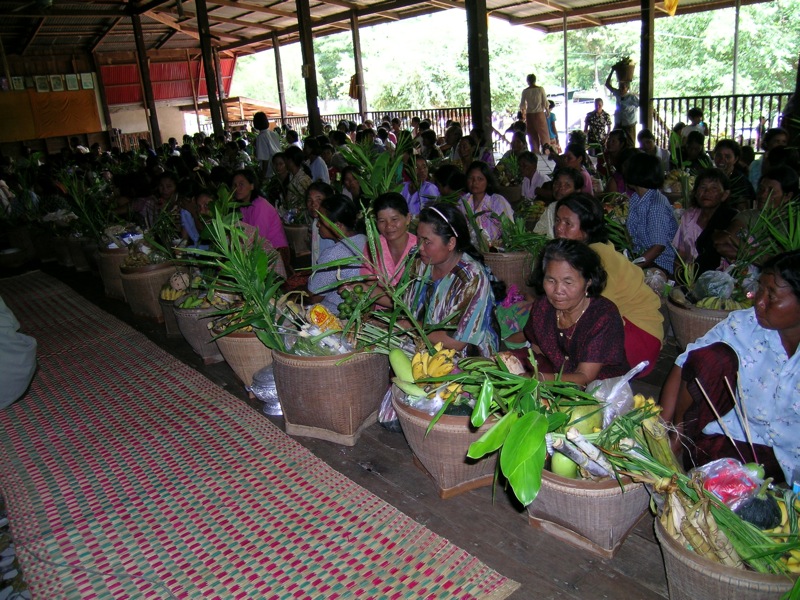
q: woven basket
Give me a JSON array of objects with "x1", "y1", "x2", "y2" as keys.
[
  {"x1": 483, "y1": 251, "x2": 535, "y2": 295},
  {"x1": 526, "y1": 470, "x2": 650, "y2": 558},
  {"x1": 53, "y1": 236, "x2": 74, "y2": 267},
  {"x1": 273, "y1": 350, "x2": 388, "y2": 446},
  {"x1": 119, "y1": 262, "x2": 176, "y2": 322},
  {"x1": 655, "y1": 518, "x2": 796, "y2": 599},
  {"x1": 216, "y1": 330, "x2": 273, "y2": 388},
  {"x1": 67, "y1": 237, "x2": 91, "y2": 272},
  {"x1": 97, "y1": 248, "x2": 129, "y2": 301},
  {"x1": 159, "y1": 297, "x2": 182, "y2": 337},
  {"x1": 284, "y1": 224, "x2": 310, "y2": 257},
  {"x1": 392, "y1": 388, "x2": 497, "y2": 499},
  {"x1": 666, "y1": 297, "x2": 729, "y2": 350},
  {"x1": 172, "y1": 302, "x2": 224, "y2": 365}
]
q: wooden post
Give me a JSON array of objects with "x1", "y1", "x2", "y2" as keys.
[
  {"x1": 562, "y1": 12, "x2": 568, "y2": 136},
  {"x1": 91, "y1": 52, "x2": 114, "y2": 133},
  {"x1": 350, "y1": 11, "x2": 368, "y2": 121},
  {"x1": 639, "y1": 0, "x2": 655, "y2": 131},
  {"x1": 465, "y1": 0, "x2": 492, "y2": 138},
  {"x1": 732, "y1": 0, "x2": 741, "y2": 95},
  {"x1": 213, "y1": 47, "x2": 229, "y2": 129},
  {"x1": 195, "y1": 0, "x2": 224, "y2": 136},
  {"x1": 131, "y1": 13, "x2": 162, "y2": 147},
  {"x1": 272, "y1": 32, "x2": 288, "y2": 126},
  {"x1": 186, "y1": 50, "x2": 202, "y2": 132},
  {"x1": 296, "y1": 0, "x2": 322, "y2": 135}
]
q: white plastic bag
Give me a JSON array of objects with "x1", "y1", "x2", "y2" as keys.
[{"x1": 587, "y1": 361, "x2": 649, "y2": 428}]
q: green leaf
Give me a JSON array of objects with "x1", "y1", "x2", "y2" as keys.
[
  {"x1": 499, "y1": 411, "x2": 548, "y2": 506},
  {"x1": 467, "y1": 410, "x2": 518, "y2": 459},
  {"x1": 471, "y1": 378, "x2": 493, "y2": 427}
]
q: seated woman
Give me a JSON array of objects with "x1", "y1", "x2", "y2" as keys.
[
  {"x1": 433, "y1": 164, "x2": 466, "y2": 198},
  {"x1": 596, "y1": 129, "x2": 632, "y2": 182},
  {"x1": 362, "y1": 192, "x2": 417, "y2": 292},
  {"x1": 553, "y1": 193, "x2": 663, "y2": 376},
  {"x1": 234, "y1": 168, "x2": 290, "y2": 270},
  {"x1": 533, "y1": 166, "x2": 584, "y2": 238},
  {"x1": 470, "y1": 127, "x2": 495, "y2": 168},
  {"x1": 179, "y1": 189, "x2": 213, "y2": 248},
  {"x1": 460, "y1": 160, "x2": 514, "y2": 247},
  {"x1": 672, "y1": 168, "x2": 738, "y2": 277},
  {"x1": 340, "y1": 166, "x2": 364, "y2": 205},
  {"x1": 307, "y1": 194, "x2": 367, "y2": 315},
  {"x1": 517, "y1": 238, "x2": 629, "y2": 385},
  {"x1": 401, "y1": 156, "x2": 440, "y2": 215},
  {"x1": 519, "y1": 151, "x2": 549, "y2": 200},
  {"x1": 453, "y1": 135, "x2": 479, "y2": 173},
  {"x1": 306, "y1": 181, "x2": 336, "y2": 266},
  {"x1": 283, "y1": 146, "x2": 312, "y2": 216},
  {"x1": 403, "y1": 203, "x2": 498, "y2": 356},
  {"x1": 659, "y1": 250, "x2": 800, "y2": 483},
  {"x1": 560, "y1": 143, "x2": 595, "y2": 197},
  {"x1": 500, "y1": 131, "x2": 528, "y2": 163}
]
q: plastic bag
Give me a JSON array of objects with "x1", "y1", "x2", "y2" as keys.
[
  {"x1": 587, "y1": 361, "x2": 649, "y2": 428},
  {"x1": 644, "y1": 268, "x2": 668, "y2": 296},
  {"x1": 692, "y1": 270, "x2": 735, "y2": 300},
  {"x1": 377, "y1": 387, "x2": 402, "y2": 432},
  {"x1": 692, "y1": 457, "x2": 762, "y2": 510}
]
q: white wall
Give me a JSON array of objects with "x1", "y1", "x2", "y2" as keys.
[{"x1": 109, "y1": 103, "x2": 188, "y2": 143}]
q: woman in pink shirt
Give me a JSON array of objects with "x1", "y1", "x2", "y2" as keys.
[
  {"x1": 361, "y1": 192, "x2": 417, "y2": 305},
  {"x1": 234, "y1": 169, "x2": 290, "y2": 270}
]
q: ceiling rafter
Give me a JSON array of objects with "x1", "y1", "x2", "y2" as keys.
[
  {"x1": 91, "y1": 17, "x2": 122, "y2": 53},
  {"x1": 20, "y1": 17, "x2": 45, "y2": 55},
  {"x1": 154, "y1": 7, "x2": 276, "y2": 31},
  {"x1": 207, "y1": 0, "x2": 296, "y2": 19}
]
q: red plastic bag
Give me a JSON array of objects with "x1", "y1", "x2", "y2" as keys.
[{"x1": 692, "y1": 458, "x2": 761, "y2": 510}]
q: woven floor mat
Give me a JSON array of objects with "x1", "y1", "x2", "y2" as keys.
[{"x1": 0, "y1": 272, "x2": 519, "y2": 599}]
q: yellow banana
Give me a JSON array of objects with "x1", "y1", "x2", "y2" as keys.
[
  {"x1": 427, "y1": 353, "x2": 454, "y2": 377},
  {"x1": 433, "y1": 342, "x2": 444, "y2": 353},
  {"x1": 411, "y1": 352, "x2": 426, "y2": 381},
  {"x1": 779, "y1": 500, "x2": 789, "y2": 528}
]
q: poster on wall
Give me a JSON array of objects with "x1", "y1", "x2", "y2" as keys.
[
  {"x1": 65, "y1": 74, "x2": 79, "y2": 91},
  {"x1": 12, "y1": 77, "x2": 24, "y2": 91},
  {"x1": 34, "y1": 76, "x2": 49, "y2": 92},
  {"x1": 50, "y1": 75, "x2": 64, "y2": 92},
  {"x1": 80, "y1": 73, "x2": 94, "y2": 90}
]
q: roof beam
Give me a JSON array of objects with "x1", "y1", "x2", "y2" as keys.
[
  {"x1": 144, "y1": 10, "x2": 246, "y2": 42},
  {"x1": 3, "y1": 8, "x2": 128, "y2": 18},
  {"x1": 19, "y1": 17, "x2": 45, "y2": 54},
  {"x1": 207, "y1": 0, "x2": 296, "y2": 19},
  {"x1": 511, "y1": 0, "x2": 639, "y2": 26},
  {"x1": 91, "y1": 17, "x2": 122, "y2": 52},
  {"x1": 155, "y1": 7, "x2": 276, "y2": 31}
]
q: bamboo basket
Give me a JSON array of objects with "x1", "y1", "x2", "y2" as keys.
[
  {"x1": 67, "y1": 237, "x2": 91, "y2": 272},
  {"x1": 392, "y1": 388, "x2": 497, "y2": 499},
  {"x1": 526, "y1": 470, "x2": 650, "y2": 558},
  {"x1": 97, "y1": 247, "x2": 129, "y2": 301},
  {"x1": 119, "y1": 262, "x2": 176, "y2": 322},
  {"x1": 172, "y1": 302, "x2": 224, "y2": 365},
  {"x1": 614, "y1": 60, "x2": 636, "y2": 83},
  {"x1": 215, "y1": 330, "x2": 273, "y2": 389},
  {"x1": 284, "y1": 224, "x2": 310, "y2": 258},
  {"x1": 159, "y1": 297, "x2": 182, "y2": 337},
  {"x1": 666, "y1": 297, "x2": 729, "y2": 350},
  {"x1": 53, "y1": 236, "x2": 74, "y2": 267},
  {"x1": 654, "y1": 518, "x2": 796, "y2": 600},
  {"x1": 273, "y1": 350, "x2": 388, "y2": 446},
  {"x1": 483, "y1": 251, "x2": 535, "y2": 295}
]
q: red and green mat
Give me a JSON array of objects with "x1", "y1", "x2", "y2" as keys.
[{"x1": 0, "y1": 272, "x2": 519, "y2": 599}]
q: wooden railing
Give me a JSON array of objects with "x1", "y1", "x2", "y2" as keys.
[{"x1": 651, "y1": 93, "x2": 792, "y2": 152}]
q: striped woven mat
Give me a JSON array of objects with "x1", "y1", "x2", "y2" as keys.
[{"x1": 0, "y1": 271, "x2": 519, "y2": 599}]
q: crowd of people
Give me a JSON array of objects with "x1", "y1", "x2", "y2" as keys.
[{"x1": 1, "y1": 79, "x2": 797, "y2": 483}]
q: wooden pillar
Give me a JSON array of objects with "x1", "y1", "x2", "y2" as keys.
[
  {"x1": 186, "y1": 50, "x2": 202, "y2": 132},
  {"x1": 732, "y1": 0, "x2": 741, "y2": 94},
  {"x1": 465, "y1": 0, "x2": 492, "y2": 138},
  {"x1": 131, "y1": 13, "x2": 162, "y2": 147},
  {"x1": 350, "y1": 11, "x2": 368, "y2": 121},
  {"x1": 272, "y1": 32, "x2": 288, "y2": 126},
  {"x1": 639, "y1": 0, "x2": 655, "y2": 131},
  {"x1": 195, "y1": 0, "x2": 224, "y2": 136},
  {"x1": 213, "y1": 47, "x2": 229, "y2": 129},
  {"x1": 296, "y1": 0, "x2": 322, "y2": 135},
  {"x1": 91, "y1": 52, "x2": 114, "y2": 133}
]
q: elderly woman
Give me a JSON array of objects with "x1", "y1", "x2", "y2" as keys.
[
  {"x1": 660, "y1": 250, "x2": 800, "y2": 483},
  {"x1": 403, "y1": 203, "x2": 498, "y2": 356},
  {"x1": 460, "y1": 160, "x2": 514, "y2": 247},
  {"x1": 517, "y1": 238, "x2": 629, "y2": 385},
  {"x1": 553, "y1": 193, "x2": 663, "y2": 376},
  {"x1": 308, "y1": 194, "x2": 367, "y2": 315}
]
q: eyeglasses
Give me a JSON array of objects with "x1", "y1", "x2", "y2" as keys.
[{"x1": 429, "y1": 207, "x2": 458, "y2": 238}]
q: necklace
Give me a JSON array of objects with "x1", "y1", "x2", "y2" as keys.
[{"x1": 556, "y1": 298, "x2": 591, "y2": 343}]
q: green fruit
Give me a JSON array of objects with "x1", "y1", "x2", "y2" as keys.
[
  {"x1": 551, "y1": 452, "x2": 579, "y2": 479},
  {"x1": 353, "y1": 284, "x2": 364, "y2": 295},
  {"x1": 389, "y1": 349, "x2": 414, "y2": 381},
  {"x1": 744, "y1": 462, "x2": 765, "y2": 480},
  {"x1": 562, "y1": 404, "x2": 604, "y2": 435},
  {"x1": 392, "y1": 377, "x2": 427, "y2": 399},
  {"x1": 340, "y1": 289, "x2": 351, "y2": 300}
]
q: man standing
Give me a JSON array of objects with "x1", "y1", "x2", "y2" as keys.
[
  {"x1": 519, "y1": 74, "x2": 549, "y2": 153},
  {"x1": 253, "y1": 112, "x2": 281, "y2": 179},
  {"x1": 605, "y1": 71, "x2": 639, "y2": 146},
  {"x1": 583, "y1": 98, "x2": 612, "y2": 153}
]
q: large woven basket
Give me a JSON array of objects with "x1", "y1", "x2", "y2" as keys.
[
  {"x1": 284, "y1": 224, "x2": 310, "y2": 258},
  {"x1": 97, "y1": 248, "x2": 129, "y2": 301},
  {"x1": 526, "y1": 470, "x2": 650, "y2": 558},
  {"x1": 483, "y1": 251, "x2": 535, "y2": 295},
  {"x1": 52, "y1": 236, "x2": 74, "y2": 267},
  {"x1": 159, "y1": 297, "x2": 182, "y2": 337},
  {"x1": 666, "y1": 297, "x2": 729, "y2": 350},
  {"x1": 392, "y1": 388, "x2": 497, "y2": 499},
  {"x1": 215, "y1": 330, "x2": 273, "y2": 389},
  {"x1": 172, "y1": 302, "x2": 224, "y2": 365},
  {"x1": 120, "y1": 262, "x2": 176, "y2": 322},
  {"x1": 67, "y1": 237, "x2": 91, "y2": 272},
  {"x1": 655, "y1": 518, "x2": 796, "y2": 599},
  {"x1": 273, "y1": 350, "x2": 388, "y2": 446}
]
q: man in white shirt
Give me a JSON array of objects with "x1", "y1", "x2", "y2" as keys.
[
  {"x1": 519, "y1": 74, "x2": 549, "y2": 154},
  {"x1": 638, "y1": 129, "x2": 670, "y2": 174},
  {"x1": 304, "y1": 137, "x2": 330, "y2": 184},
  {"x1": 253, "y1": 112, "x2": 282, "y2": 179}
]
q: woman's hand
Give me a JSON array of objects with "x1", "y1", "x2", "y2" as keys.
[
  {"x1": 427, "y1": 330, "x2": 468, "y2": 353},
  {"x1": 712, "y1": 222, "x2": 744, "y2": 262}
]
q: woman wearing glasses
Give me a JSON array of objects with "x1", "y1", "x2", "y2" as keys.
[{"x1": 403, "y1": 203, "x2": 498, "y2": 357}]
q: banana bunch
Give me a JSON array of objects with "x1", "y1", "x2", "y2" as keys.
[
  {"x1": 770, "y1": 498, "x2": 800, "y2": 573},
  {"x1": 160, "y1": 285, "x2": 185, "y2": 301},
  {"x1": 412, "y1": 342, "x2": 456, "y2": 380},
  {"x1": 695, "y1": 296, "x2": 751, "y2": 311}
]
